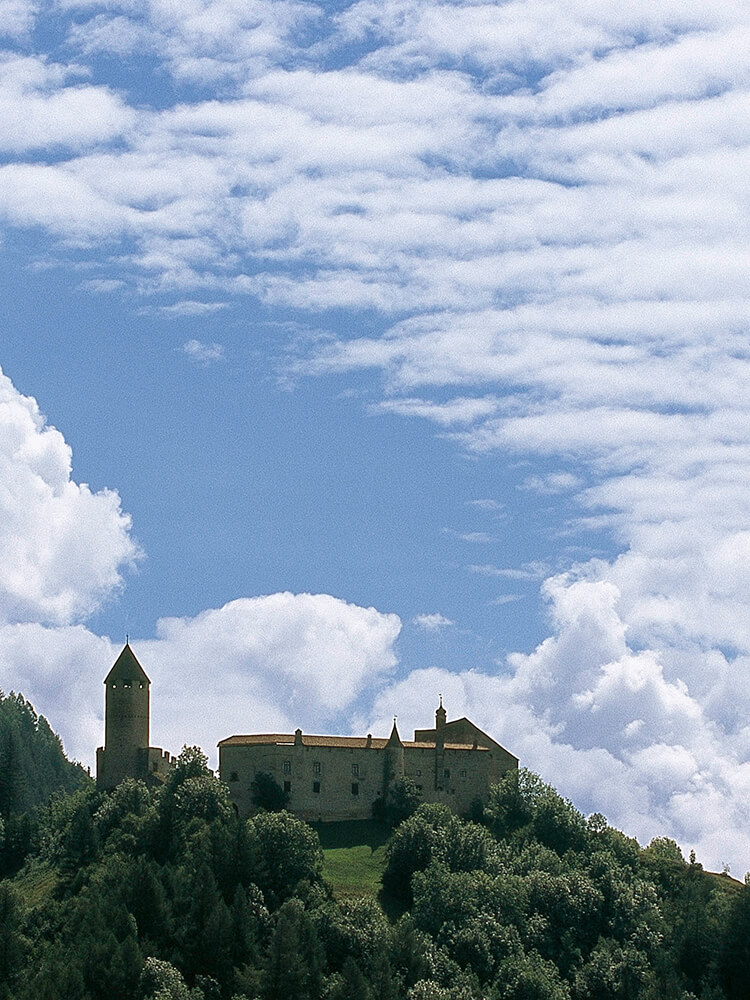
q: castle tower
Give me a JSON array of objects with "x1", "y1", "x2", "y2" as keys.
[{"x1": 96, "y1": 642, "x2": 150, "y2": 790}]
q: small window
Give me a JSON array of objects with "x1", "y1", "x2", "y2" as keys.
[
  {"x1": 313, "y1": 781, "x2": 321, "y2": 794},
  {"x1": 313, "y1": 761, "x2": 321, "y2": 775},
  {"x1": 283, "y1": 760, "x2": 291, "y2": 774},
  {"x1": 284, "y1": 781, "x2": 291, "y2": 794},
  {"x1": 230, "y1": 771, "x2": 239, "y2": 782},
  {"x1": 416, "y1": 769, "x2": 422, "y2": 777},
  {"x1": 152, "y1": 762, "x2": 158, "y2": 772},
  {"x1": 444, "y1": 768, "x2": 450, "y2": 779},
  {"x1": 352, "y1": 763, "x2": 359, "y2": 777},
  {"x1": 460, "y1": 769, "x2": 467, "y2": 778},
  {"x1": 351, "y1": 782, "x2": 359, "y2": 796}
]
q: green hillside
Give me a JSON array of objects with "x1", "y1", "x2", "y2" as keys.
[
  {"x1": 315, "y1": 819, "x2": 390, "y2": 899},
  {"x1": 1, "y1": 738, "x2": 749, "y2": 1000}
]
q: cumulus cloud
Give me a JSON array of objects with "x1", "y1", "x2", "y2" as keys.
[
  {"x1": 0, "y1": 368, "x2": 140, "y2": 625},
  {"x1": 365, "y1": 573, "x2": 750, "y2": 873},
  {"x1": 0, "y1": 594, "x2": 401, "y2": 769}
]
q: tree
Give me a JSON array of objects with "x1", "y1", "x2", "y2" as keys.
[
  {"x1": 0, "y1": 882, "x2": 25, "y2": 1000},
  {"x1": 262, "y1": 898, "x2": 324, "y2": 1000},
  {"x1": 374, "y1": 777, "x2": 422, "y2": 827},
  {"x1": 141, "y1": 958, "x2": 205, "y2": 1000},
  {"x1": 250, "y1": 772, "x2": 289, "y2": 812},
  {"x1": 249, "y1": 810, "x2": 323, "y2": 908}
]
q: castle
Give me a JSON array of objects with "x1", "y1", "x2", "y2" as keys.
[{"x1": 97, "y1": 643, "x2": 519, "y2": 818}]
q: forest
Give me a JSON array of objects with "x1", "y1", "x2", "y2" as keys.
[{"x1": 0, "y1": 691, "x2": 749, "y2": 1000}]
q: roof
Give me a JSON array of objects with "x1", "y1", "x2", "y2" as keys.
[
  {"x1": 104, "y1": 643, "x2": 150, "y2": 685},
  {"x1": 217, "y1": 732, "x2": 489, "y2": 752}
]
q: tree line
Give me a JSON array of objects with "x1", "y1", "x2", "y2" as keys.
[{"x1": 0, "y1": 710, "x2": 748, "y2": 999}]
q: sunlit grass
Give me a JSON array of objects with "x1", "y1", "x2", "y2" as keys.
[{"x1": 314, "y1": 819, "x2": 390, "y2": 900}]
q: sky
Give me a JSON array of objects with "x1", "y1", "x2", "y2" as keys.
[{"x1": 1, "y1": 0, "x2": 750, "y2": 874}]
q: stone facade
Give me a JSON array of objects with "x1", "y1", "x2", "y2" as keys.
[
  {"x1": 219, "y1": 702, "x2": 518, "y2": 821},
  {"x1": 96, "y1": 646, "x2": 519, "y2": 819},
  {"x1": 96, "y1": 643, "x2": 174, "y2": 790}
]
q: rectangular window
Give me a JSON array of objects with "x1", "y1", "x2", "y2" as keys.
[
  {"x1": 351, "y1": 782, "x2": 359, "y2": 795},
  {"x1": 313, "y1": 761, "x2": 321, "y2": 775},
  {"x1": 460, "y1": 769, "x2": 467, "y2": 778},
  {"x1": 352, "y1": 763, "x2": 359, "y2": 776},
  {"x1": 416, "y1": 769, "x2": 422, "y2": 777},
  {"x1": 283, "y1": 760, "x2": 291, "y2": 774},
  {"x1": 313, "y1": 781, "x2": 321, "y2": 794},
  {"x1": 283, "y1": 781, "x2": 291, "y2": 794},
  {"x1": 444, "y1": 768, "x2": 451, "y2": 779}
]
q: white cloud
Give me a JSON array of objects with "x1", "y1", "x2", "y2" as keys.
[
  {"x1": 413, "y1": 612, "x2": 453, "y2": 631},
  {"x1": 443, "y1": 529, "x2": 497, "y2": 544},
  {"x1": 0, "y1": 594, "x2": 401, "y2": 769},
  {"x1": 0, "y1": 53, "x2": 136, "y2": 153},
  {"x1": 364, "y1": 573, "x2": 750, "y2": 873},
  {"x1": 0, "y1": 368, "x2": 140, "y2": 626},
  {"x1": 0, "y1": 0, "x2": 37, "y2": 38},
  {"x1": 182, "y1": 338, "x2": 225, "y2": 363},
  {"x1": 467, "y1": 498, "x2": 502, "y2": 511}
]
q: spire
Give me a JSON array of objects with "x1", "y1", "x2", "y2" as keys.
[
  {"x1": 436, "y1": 695, "x2": 447, "y2": 730},
  {"x1": 104, "y1": 642, "x2": 150, "y2": 686},
  {"x1": 386, "y1": 717, "x2": 403, "y2": 747}
]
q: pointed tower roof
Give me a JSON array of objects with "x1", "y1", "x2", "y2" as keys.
[
  {"x1": 386, "y1": 718, "x2": 403, "y2": 747},
  {"x1": 436, "y1": 694, "x2": 447, "y2": 728},
  {"x1": 104, "y1": 642, "x2": 150, "y2": 685}
]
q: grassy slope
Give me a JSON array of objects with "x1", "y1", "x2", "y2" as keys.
[{"x1": 314, "y1": 819, "x2": 390, "y2": 900}]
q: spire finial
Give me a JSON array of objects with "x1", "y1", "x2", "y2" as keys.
[
  {"x1": 126, "y1": 633, "x2": 129, "y2": 645},
  {"x1": 439, "y1": 693, "x2": 443, "y2": 708}
]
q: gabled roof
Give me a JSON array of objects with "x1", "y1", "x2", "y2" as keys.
[
  {"x1": 104, "y1": 643, "x2": 150, "y2": 686},
  {"x1": 217, "y1": 733, "x2": 489, "y2": 752}
]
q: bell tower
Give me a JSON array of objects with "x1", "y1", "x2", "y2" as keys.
[{"x1": 96, "y1": 641, "x2": 151, "y2": 789}]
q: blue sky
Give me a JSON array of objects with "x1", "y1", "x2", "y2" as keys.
[{"x1": 1, "y1": 0, "x2": 750, "y2": 873}]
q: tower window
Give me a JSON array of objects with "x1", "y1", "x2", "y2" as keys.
[
  {"x1": 352, "y1": 763, "x2": 359, "y2": 776},
  {"x1": 351, "y1": 782, "x2": 359, "y2": 795},
  {"x1": 284, "y1": 781, "x2": 291, "y2": 794},
  {"x1": 313, "y1": 761, "x2": 321, "y2": 775},
  {"x1": 313, "y1": 781, "x2": 321, "y2": 794},
  {"x1": 283, "y1": 760, "x2": 291, "y2": 774},
  {"x1": 444, "y1": 768, "x2": 451, "y2": 779},
  {"x1": 416, "y1": 769, "x2": 422, "y2": 777},
  {"x1": 460, "y1": 769, "x2": 467, "y2": 778}
]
